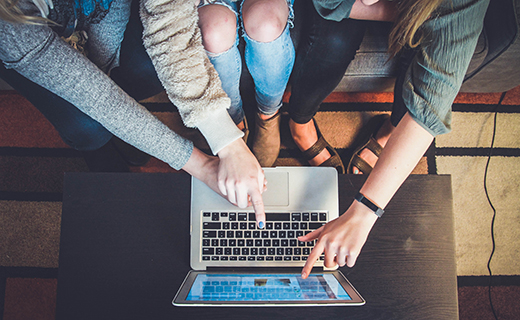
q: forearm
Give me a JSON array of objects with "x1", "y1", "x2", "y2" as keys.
[
  {"x1": 359, "y1": 112, "x2": 434, "y2": 209},
  {"x1": 139, "y1": 0, "x2": 243, "y2": 154},
  {"x1": 1, "y1": 21, "x2": 194, "y2": 170}
]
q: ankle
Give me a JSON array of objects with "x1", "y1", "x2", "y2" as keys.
[
  {"x1": 258, "y1": 111, "x2": 278, "y2": 121},
  {"x1": 289, "y1": 119, "x2": 317, "y2": 150}
]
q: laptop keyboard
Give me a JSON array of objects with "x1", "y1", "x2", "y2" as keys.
[{"x1": 201, "y1": 212, "x2": 327, "y2": 262}]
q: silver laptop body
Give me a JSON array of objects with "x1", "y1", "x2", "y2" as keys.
[{"x1": 190, "y1": 167, "x2": 339, "y2": 270}]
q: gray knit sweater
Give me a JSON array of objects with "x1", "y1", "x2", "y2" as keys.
[{"x1": 0, "y1": 0, "x2": 243, "y2": 170}]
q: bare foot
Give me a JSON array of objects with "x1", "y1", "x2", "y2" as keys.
[
  {"x1": 289, "y1": 119, "x2": 332, "y2": 166},
  {"x1": 353, "y1": 117, "x2": 394, "y2": 174}
]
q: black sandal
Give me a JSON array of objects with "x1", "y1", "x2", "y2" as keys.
[{"x1": 300, "y1": 119, "x2": 345, "y2": 174}]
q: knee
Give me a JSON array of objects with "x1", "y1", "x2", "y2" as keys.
[
  {"x1": 242, "y1": 0, "x2": 289, "y2": 42},
  {"x1": 198, "y1": 5, "x2": 237, "y2": 54}
]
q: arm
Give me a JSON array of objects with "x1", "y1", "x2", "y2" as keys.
[
  {"x1": 139, "y1": 0, "x2": 266, "y2": 225},
  {"x1": 299, "y1": 0, "x2": 490, "y2": 277},
  {"x1": 0, "y1": 16, "x2": 193, "y2": 170},
  {"x1": 300, "y1": 113, "x2": 433, "y2": 277}
]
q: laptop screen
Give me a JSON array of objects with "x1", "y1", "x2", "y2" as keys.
[{"x1": 186, "y1": 273, "x2": 352, "y2": 302}]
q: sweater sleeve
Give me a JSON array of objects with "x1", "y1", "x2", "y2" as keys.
[
  {"x1": 139, "y1": 0, "x2": 243, "y2": 155},
  {"x1": 0, "y1": 16, "x2": 194, "y2": 170}
]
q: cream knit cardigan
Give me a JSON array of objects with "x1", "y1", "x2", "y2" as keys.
[{"x1": 140, "y1": 0, "x2": 243, "y2": 154}]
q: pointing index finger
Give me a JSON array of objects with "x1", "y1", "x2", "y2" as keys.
[
  {"x1": 301, "y1": 242, "x2": 324, "y2": 279},
  {"x1": 249, "y1": 188, "x2": 266, "y2": 229}
]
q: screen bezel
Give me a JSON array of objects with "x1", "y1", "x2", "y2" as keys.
[{"x1": 173, "y1": 270, "x2": 365, "y2": 307}]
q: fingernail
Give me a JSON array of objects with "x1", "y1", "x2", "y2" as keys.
[
  {"x1": 353, "y1": 168, "x2": 359, "y2": 174},
  {"x1": 258, "y1": 221, "x2": 265, "y2": 229}
]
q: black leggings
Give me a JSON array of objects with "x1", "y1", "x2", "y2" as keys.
[{"x1": 288, "y1": 1, "x2": 415, "y2": 127}]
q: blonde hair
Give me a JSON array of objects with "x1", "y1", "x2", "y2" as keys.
[
  {"x1": 388, "y1": 0, "x2": 445, "y2": 57},
  {"x1": 0, "y1": 0, "x2": 47, "y2": 24}
]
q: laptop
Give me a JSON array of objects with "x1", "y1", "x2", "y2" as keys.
[{"x1": 173, "y1": 167, "x2": 365, "y2": 306}]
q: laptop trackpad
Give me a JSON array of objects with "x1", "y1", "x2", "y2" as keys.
[{"x1": 262, "y1": 171, "x2": 289, "y2": 206}]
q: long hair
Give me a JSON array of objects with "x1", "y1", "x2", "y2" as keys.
[
  {"x1": 0, "y1": 0, "x2": 47, "y2": 24},
  {"x1": 388, "y1": 0, "x2": 445, "y2": 57}
]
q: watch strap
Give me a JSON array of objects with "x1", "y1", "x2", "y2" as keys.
[{"x1": 354, "y1": 192, "x2": 384, "y2": 218}]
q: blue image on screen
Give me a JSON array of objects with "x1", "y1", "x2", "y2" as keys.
[{"x1": 186, "y1": 274, "x2": 352, "y2": 302}]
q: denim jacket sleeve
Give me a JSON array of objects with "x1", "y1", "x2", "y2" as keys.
[
  {"x1": 140, "y1": 0, "x2": 244, "y2": 155},
  {"x1": 0, "y1": 4, "x2": 195, "y2": 170},
  {"x1": 402, "y1": 0, "x2": 491, "y2": 136}
]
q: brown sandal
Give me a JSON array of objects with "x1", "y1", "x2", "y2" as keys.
[
  {"x1": 347, "y1": 114, "x2": 389, "y2": 174},
  {"x1": 301, "y1": 119, "x2": 345, "y2": 174}
]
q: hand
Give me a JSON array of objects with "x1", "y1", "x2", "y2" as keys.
[
  {"x1": 298, "y1": 200, "x2": 378, "y2": 278},
  {"x1": 217, "y1": 139, "x2": 267, "y2": 228}
]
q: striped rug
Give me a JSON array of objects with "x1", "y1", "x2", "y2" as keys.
[{"x1": 1, "y1": 86, "x2": 520, "y2": 319}]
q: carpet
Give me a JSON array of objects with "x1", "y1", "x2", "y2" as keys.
[{"x1": 2, "y1": 86, "x2": 520, "y2": 319}]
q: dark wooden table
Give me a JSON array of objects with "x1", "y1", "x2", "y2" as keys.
[{"x1": 56, "y1": 172, "x2": 458, "y2": 320}]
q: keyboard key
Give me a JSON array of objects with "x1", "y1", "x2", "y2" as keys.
[
  {"x1": 231, "y1": 223, "x2": 238, "y2": 230},
  {"x1": 221, "y1": 212, "x2": 228, "y2": 217},
  {"x1": 268, "y1": 248, "x2": 275, "y2": 255},
  {"x1": 263, "y1": 239, "x2": 271, "y2": 247},
  {"x1": 311, "y1": 212, "x2": 318, "y2": 221},
  {"x1": 220, "y1": 239, "x2": 228, "y2": 247},
  {"x1": 203, "y1": 212, "x2": 211, "y2": 217},
  {"x1": 203, "y1": 239, "x2": 210, "y2": 246},
  {"x1": 203, "y1": 231, "x2": 217, "y2": 238},
  {"x1": 279, "y1": 231, "x2": 286, "y2": 238},
  {"x1": 266, "y1": 256, "x2": 274, "y2": 261},
  {"x1": 274, "y1": 223, "x2": 282, "y2": 230},
  {"x1": 246, "y1": 239, "x2": 254, "y2": 247},
  {"x1": 239, "y1": 256, "x2": 246, "y2": 261},
  {"x1": 266, "y1": 213, "x2": 290, "y2": 221},
  {"x1": 281, "y1": 240, "x2": 289, "y2": 247},
  {"x1": 309, "y1": 223, "x2": 324, "y2": 230},
  {"x1": 272, "y1": 239, "x2": 280, "y2": 246},
  {"x1": 229, "y1": 239, "x2": 237, "y2": 247},
  {"x1": 233, "y1": 248, "x2": 240, "y2": 255},
  {"x1": 211, "y1": 239, "x2": 219, "y2": 247},
  {"x1": 270, "y1": 231, "x2": 277, "y2": 238},
  {"x1": 227, "y1": 231, "x2": 234, "y2": 238},
  {"x1": 293, "y1": 256, "x2": 301, "y2": 261},
  {"x1": 230, "y1": 256, "x2": 238, "y2": 261},
  {"x1": 251, "y1": 248, "x2": 258, "y2": 255},
  {"x1": 253, "y1": 231, "x2": 260, "y2": 238},
  {"x1": 240, "y1": 222, "x2": 247, "y2": 230},
  {"x1": 242, "y1": 248, "x2": 249, "y2": 255},
  {"x1": 285, "y1": 248, "x2": 292, "y2": 255},
  {"x1": 320, "y1": 212, "x2": 327, "y2": 221},
  {"x1": 296, "y1": 231, "x2": 304, "y2": 238},
  {"x1": 229, "y1": 212, "x2": 237, "y2": 221},
  {"x1": 212, "y1": 256, "x2": 219, "y2": 261},
  {"x1": 283, "y1": 222, "x2": 290, "y2": 230},
  {"x1": 261, "y1": 231, "x2": 269, "y2": 238},
  {"x1": 294, "y1": 248, "x2": 301, "y2": 255},
  {"x1": 212, "y1": 212, "x2": 220, "y2": 221},
  {"x1": 223, "y1": 222, "x2": 230, "y2": 229},
  {"x1": 300, "y1": 222, "x2": 308, "y2": 230},
  {"x1": 238, "y1": 213, "x2": 248, "y2": 221},
  {"x1": 291, "y1": 213, "x2": 301, "y2": 221},
  {"x1": 202, "y1": 248, "x2": 214, "y2": 255},
  {"x1": 284, "y1": 256, "x2": 292, "y2": 261},
  {"x1": 277, "y1": 248, "x2": 284, "y2": 255},
  {"x1": 203, "y1": 222, "x2": 221, "y2": 229},
  {"x1": 238, "y1": 239, "x2": 245, "y2": 246},
  {"x1": 248, "y1": 256, "x2": 256, "y2": 261},
  {"x1": 288, "y1": 231, "x2": 295, "y2": 238},
  {"x1": 259, "y1": 248, "x2": 266, "y2": 255},
  {"x1": 221, "y1": 256, "x2": 229, "y2": 261},
  {"x1": 302, "y1": 213, "x2": 310, "y2": 221},
  {"x1": 257, "y1": 256, "x2": 265, "y2": 261},
  {"x1": 290, "y1": 239, "x2": 297, "y2": 247},
  {"x1": 218, "y1": 231, "x2": 225, "y2": 238},
  {"x1": 255, "y1": 240, "x2": 263, "y2": 247},
  {"x1": 236, "y1": 231, "x2": 243, "y2": 238},
  {"x1": 248, "y1": 222, "x2": 256, "y2": 230},
  {"x1": 275, "y1": 256, "x2": 283, "y2": 261},
  {"x1": 216, "y1": 248, "x2": 223, "y2": 255},
  {"x1": 303, "y1": 248, "x2": 310, "y2": 255},
  {"x1": 203, "y1": 256, "x2": 210, "y2": 261},
  {"x1": 266, "y1": 222, "x2": 273, "y2": 230},
  {"x1": 244, "y1": 231, "x2": 251, "y2": 238},
  {"x1": 225, "y1": 248, "x2": 232, "y2": 255},
  {"x1": 291, "y1": 222, "x2": 299, "y2": 230}
]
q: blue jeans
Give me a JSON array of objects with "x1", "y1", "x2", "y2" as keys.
[
  {"x1": 0, "y1": 0, "x2": 162, "y2": 151},
  {"x1": 200, "y1": 0, "x2": 295, "y2": 124}
]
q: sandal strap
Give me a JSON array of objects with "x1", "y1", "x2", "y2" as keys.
[
  {"x1": 365, "y1": 137, "x2": 383, "y2": 157},
  {"x1": 301, "y1": 135, "x2": 328, "y2": 161},
  {"x1": 320, "y1": 152, "x2": 345, "y2": 173},
  {"x1": 350, "y1": 154, "x2": 373, "y2": 175}
]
